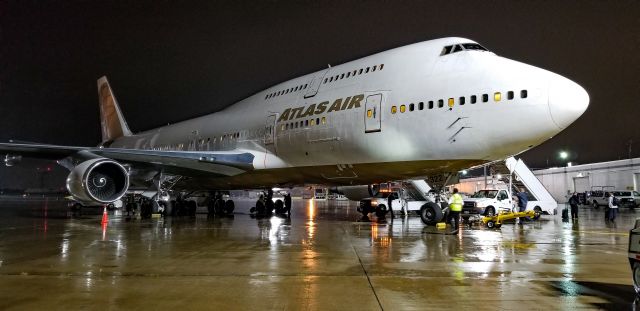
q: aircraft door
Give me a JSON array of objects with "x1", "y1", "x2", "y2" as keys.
[
  {"x1": 264, "y1": 114, "x2": 277, "y2": 153},
  {"x1": 304, "y1": 69, "x2": 330, "y2": 99},
  {"x1": 364, "y1": 93, "x2": 382, "y2": 133}
]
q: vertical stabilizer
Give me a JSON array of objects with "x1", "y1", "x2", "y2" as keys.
[{"x1": 97, "y1": 76, "x2": 132, "y2": 142}]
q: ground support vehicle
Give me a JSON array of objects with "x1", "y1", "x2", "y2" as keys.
[
  {"x1": 590, "y1": 188, "x2": 640, "y2": 209},
  {"x1": 358, "y1": 189, "x2": 448, "y2": 224},
  {"x1": 628, "y1": 219, "x2": 640, "y2": 297},
  {"x1": 462, "y1": 189, "x2": 553, "y2": 220},
  {"x1": 588, "y1": 186, "x2": 614, "y2": 208},
  {"x1": 482, "y1": 209, "x2": 539, "y2": 229}
]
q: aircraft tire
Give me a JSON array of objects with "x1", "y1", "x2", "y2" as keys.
[
  {"x1": 265, "y1": 200, "x2": 274, "y2": 215},
  {"x1": 375, "y1": 204, "x2": 388, "y2": 219},
  {"x1": 420, "y1": 202, "x2": 443, "y2": 225},
  {"x1": 274, "y1": 199, "x2": 284, "y2": 214}
]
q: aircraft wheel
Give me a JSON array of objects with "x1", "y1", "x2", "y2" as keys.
[
  {"x1": 225, "y1": 200, "x2": 235, "y2": 215},
  {"x1": 592, "y1": 200, "x2": 599, "y2": 209},
  {"x1": 486, "y1": 220, "x2": 495, "y2": 229},
  {"x1": 265, "y1": 200, "x2": 274, "y2": 215},
  {"x1": 360, "y1": 208, "x2": 369, "y2": 217},
  {"x1": 420, "y1": 202, "x2": 443, "y2": 225},
  {"x1": 274, "y1": 199, "x2": 284, "y2": 214},
  {"x1": 375, "y1": 204, "x2": 387, "y2": 219}
]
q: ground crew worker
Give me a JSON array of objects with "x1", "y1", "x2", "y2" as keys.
[
  {"x1": 448, "y1": 188, "x2": 464, "y2": 232},
  {"x1": 284, "y1": 193, "x2": 292, "y2": 216}
]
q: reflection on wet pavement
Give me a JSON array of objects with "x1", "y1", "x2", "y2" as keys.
[{"x1": 0, "y1": 197, "x2": 636, "y2": 310}]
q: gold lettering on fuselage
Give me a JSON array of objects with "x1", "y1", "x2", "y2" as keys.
[
  {"x1": 348, "y1": 94, "x2": 364, "y2": 109},
  {"x1": 327, "y1": 99, "x2": 342, "y2": 112},
  {"x1": 277, "y1": 94, "x2": 364, "y2": 122}
]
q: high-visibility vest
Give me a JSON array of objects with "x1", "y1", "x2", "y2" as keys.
[{"x1": 450, "y1": 193, "x2": 463, "y2": 212}]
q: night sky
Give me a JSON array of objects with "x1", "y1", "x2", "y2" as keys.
[{"x1": 1, "y1": 1, "x2": 639, "y2": 187}]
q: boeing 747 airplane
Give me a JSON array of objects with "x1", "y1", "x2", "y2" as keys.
[{"x1": 0, "y1": 37, "x2": 589, "y2": 223}]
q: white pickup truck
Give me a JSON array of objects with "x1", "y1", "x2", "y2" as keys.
[{"x1": 461, "y1": 189, "x2": 554, "y2": 219}]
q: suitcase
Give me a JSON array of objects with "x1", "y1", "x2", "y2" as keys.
[{"x1": 562, "y1": 207, "x2": 569, "y2": 220}]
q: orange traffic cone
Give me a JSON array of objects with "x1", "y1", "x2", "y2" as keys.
[{"x1": 101, "y1": 206, "x2": 108, "y2": 225}]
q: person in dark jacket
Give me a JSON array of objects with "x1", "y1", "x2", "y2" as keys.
[
  {"x1": 569, "y1": 192, "x2": 580, "y2": 220},
  {"x1": 515, "y1": 188, "x2": 528, "y2": 224},
  {"x1": 516, "y1": 188, "x2": 528, "y2": 212},
  {"x1": 284, "y1": 193, "x2": 292, "y2": 216}
]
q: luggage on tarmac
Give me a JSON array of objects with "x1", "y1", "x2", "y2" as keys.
[{"x1": 562, "y1": 207, "x2": 569, "y2": 220}]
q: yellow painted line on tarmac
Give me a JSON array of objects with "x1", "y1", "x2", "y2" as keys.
[{"x1": 573, "y1": 230, "x2": 629, "y2": 236}]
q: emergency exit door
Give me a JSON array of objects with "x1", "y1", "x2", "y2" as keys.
[{"x1": 364, "y1": 94, "x2": 382, "y2": 133}]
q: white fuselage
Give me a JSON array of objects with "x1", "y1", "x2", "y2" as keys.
[{"x1": 109, "y1": 37, "x2": 589, "y2": 189}]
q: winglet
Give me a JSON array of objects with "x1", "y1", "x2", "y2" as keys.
[{"x1": 97, "y1": 76, "x2": 132, "y2": 142}]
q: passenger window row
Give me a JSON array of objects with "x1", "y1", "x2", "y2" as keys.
[
  {"x1": 322, "y1": 64, "x2": 384, "y2": 85},
  {"x1": 265, "y1": 83, "x2": 309, "y2": 100},
  {"x1": 390, "y1": 90, "x2": 528, "y2": 114},
  {"x1": 281, "y1": 116, "x2": 327, "y2": 131},
  {"x1": 144, "y1": 129, "x2": 269, "y2": 151}
]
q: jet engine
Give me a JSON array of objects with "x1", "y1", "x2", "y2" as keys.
[
  {"x1": 334, "y1": 184, "x2": 381, "y2": 201},
  {"x1": 66, "y1": 158, "x2": 129, "y2": 204}
]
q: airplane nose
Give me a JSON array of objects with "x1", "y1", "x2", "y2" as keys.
[{"x1": 548, "y1": 74, "x2": 589, "y2": 129}]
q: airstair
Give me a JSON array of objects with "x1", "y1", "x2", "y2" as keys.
[
  {"x1": 403, "y1": 180, "x2": 431, "y2": 201},
  {"x1": 491, "y1": 157, "x2": 557, "y2": 213}
]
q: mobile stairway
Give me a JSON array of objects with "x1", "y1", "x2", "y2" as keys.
[{"x1": 491, "y1": 157, "x2": 558, "y2": 216}]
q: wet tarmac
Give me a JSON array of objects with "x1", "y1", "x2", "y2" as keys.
[{"x1": 0, "y1": 197, "x2": 637, "y2": 310}]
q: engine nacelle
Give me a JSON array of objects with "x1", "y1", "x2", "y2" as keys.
[
  {"x1": 66, "y1": 158, "x2": 129, "y2": 204},
  {"x1": 334, "y1": 185, "x2": 381, "y2": 201}
]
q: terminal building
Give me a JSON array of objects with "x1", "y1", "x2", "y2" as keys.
[{"x1": 455, "y1": 157, "x2": 640, "y2": 204}]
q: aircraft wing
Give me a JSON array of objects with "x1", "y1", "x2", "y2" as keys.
[{"x1": 0, "y1": 142, "x2": 255, "y2": 176}]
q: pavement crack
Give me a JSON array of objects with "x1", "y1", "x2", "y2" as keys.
[{"x1": 345, "y1": 224, "x2": 383, "y2": 311}]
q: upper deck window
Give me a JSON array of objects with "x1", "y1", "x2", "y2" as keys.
[{"x1": 441, "y1": 43, "x2": 489, "y2": 56}]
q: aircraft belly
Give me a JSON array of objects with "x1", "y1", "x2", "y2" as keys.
[{"x1": 173, "y1": 159, "x2": 487, "y2": 190}]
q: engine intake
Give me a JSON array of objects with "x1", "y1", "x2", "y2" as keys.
[{"x1": 66, "y1": 158, "x2": 129, "y2": 204}]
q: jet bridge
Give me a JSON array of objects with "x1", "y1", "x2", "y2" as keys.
[{"x1": 492, "y1": 157, "x2": 558, "y2": 215}]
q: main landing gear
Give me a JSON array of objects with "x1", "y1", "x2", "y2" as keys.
[
  {"x1": 357, "y1": 201, "x2": 389, "y2": 222},
  {"x1": 419, "y1": 202, "x2": 447, "y2": 225},
  {"x1": 207, "y1": 191, "x2": 235, "y2": 217},
  {"x1": 250, "y1": 189, "x2": 291, "y2": 218}
]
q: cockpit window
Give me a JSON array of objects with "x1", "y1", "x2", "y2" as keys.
[
  {"x1": 462, "y1": 43, "x2": 488, "y2": 51},
  {"x1": 441, "y1": 43, "x2": 490, "y2": 56}
]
